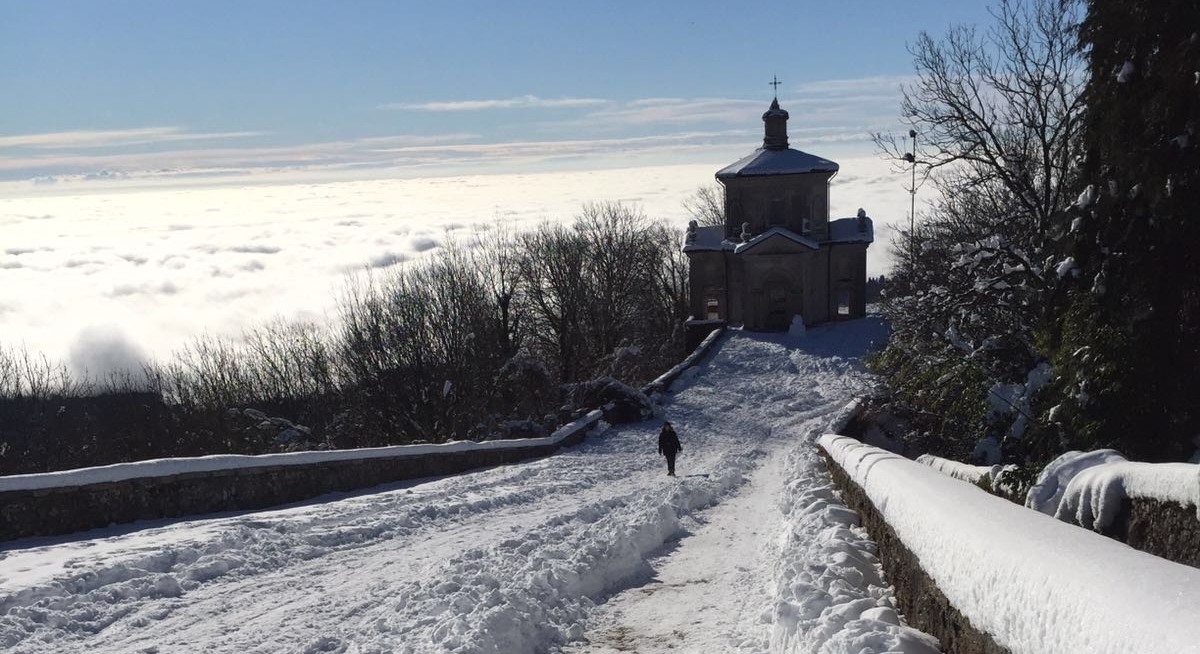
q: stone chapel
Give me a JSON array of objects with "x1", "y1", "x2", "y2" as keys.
[{"x1": 683, "y1": 96, "x2": 873, "y2": 337}]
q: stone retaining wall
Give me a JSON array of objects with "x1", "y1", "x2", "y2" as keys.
[
  {"x1": 818, "y1": 447, "x2": 1010, "y2": 654},
  {"x1": 1102, "y1": 498, "x2": 1200, "y2": 569},
  {"x1": 642, "y1": 326, "x2": 725, "y2": 395},
  {"x1": 0, "y1": 419, "x2": 593, "y2": 542},
  {"x1": 922, "y1": 456, "x2": 1200, "y2": 570}
]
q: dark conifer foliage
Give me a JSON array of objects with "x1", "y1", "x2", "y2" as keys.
[{"x1": 1040, "y1": 0, "x2": 1200, "y2": 460}]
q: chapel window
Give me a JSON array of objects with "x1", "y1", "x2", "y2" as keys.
[
  {"x1": 837, "y1": 288, "x2": 851, "y2": 317},
  {"x1": 705, "y1": 297, "x2": 721, "y2": 320},
  {"x1": 768, "y1": 199, "x2": 784, "y2": 226}
]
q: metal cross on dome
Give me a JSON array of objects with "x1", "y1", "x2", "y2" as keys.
[{"x1": 769, "y1": 75, "x2": 782, "y2": 99}]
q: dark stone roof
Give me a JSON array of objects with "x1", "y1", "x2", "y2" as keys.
[{"x1": 715, "y1": 147, "x2": 840, "y2": 179}]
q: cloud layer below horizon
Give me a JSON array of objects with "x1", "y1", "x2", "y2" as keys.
[{"x1": 0, "y1": 157, "x2": 909, "y2": 375}]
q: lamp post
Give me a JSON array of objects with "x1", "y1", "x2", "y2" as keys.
[{"x1": 903, "y1": 129, "x2": 917, "y2": 280}]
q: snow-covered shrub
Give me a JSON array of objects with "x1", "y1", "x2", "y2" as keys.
[
  {"x1": 606, "y1": 345, "x2": 646, "y2": 383},
  {"x1": 494, "y1": 353, "x2": 557, "y2": 420},
  {"x1": 563, "y1": 376, "x2": 654, "y2": 425}
]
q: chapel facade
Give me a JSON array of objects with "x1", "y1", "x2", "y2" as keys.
[{"x1": 683, "y1": 97, "x2": 873, "y2": 337}]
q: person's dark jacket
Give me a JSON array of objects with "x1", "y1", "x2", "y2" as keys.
[{"x1": 658, "y1": 425, "x2": 681, "y2": 456}]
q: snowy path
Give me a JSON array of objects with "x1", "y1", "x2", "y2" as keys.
[
  {"x1": 568, "y1": 441, "x2": 789, "y2": 653},
  {"x1": 0, "y1": 319, "x2": 901, "y2": 654}
]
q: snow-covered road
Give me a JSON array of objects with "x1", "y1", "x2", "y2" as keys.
[{"x1": 1, "y1": 318, "x2": 931, "y2": 653}]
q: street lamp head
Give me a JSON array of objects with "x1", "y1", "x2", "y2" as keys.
[{"x1": 908, "y1": 129, "x2": 917, "y2": 138}]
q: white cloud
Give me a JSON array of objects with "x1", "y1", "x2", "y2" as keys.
[
  {"x1": 0, "y1": 130, "x2": 753, "y2": 192},
  {"x1": 380, "y1": 95, "x2": 608, "y2": 111},
  {"x1": 0, "y1": 157, "x2": 910, "y2": 366},
  {"x1": 794, "y1": 75, "x2": 915, "y2": 97},
  {"x1": 409, "y1": 235, "x2": 439, "y2": 252},
  {"x1": 0, "y1": 127, "x2": 265, "y2": 150},
  {"x1": 580, "y1": 97, "x2": 763, "y2": 127},
  {"x1": 0, "y1": 74, "x2": 913, "y2": 190},
  {"x1": 66, "y1": 326, "x2": 150, "y2": 377},
  {"x1": 0, "y1": 133, "x2": 483, "y2": 181}
]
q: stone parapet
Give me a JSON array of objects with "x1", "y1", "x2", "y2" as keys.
[{"x1": 0, "y1": 413, "x2": 598, "y2": 542}]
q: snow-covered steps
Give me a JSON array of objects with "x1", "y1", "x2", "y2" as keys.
[{"x1": 820, "y1": 434, "x2": 1200, "y2": 654}]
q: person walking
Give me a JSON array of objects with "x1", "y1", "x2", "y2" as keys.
[{"x1": 658, "y1": 421, "x2": 682, "y2": 476}]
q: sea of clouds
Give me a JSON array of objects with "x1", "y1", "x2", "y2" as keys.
[{"x1": 0, "y1": 157, "x2": 908, "y2": 375}]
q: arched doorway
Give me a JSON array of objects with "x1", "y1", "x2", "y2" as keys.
[{"x1": 761, "y1": 272, "x2": 799, "y2": 331}]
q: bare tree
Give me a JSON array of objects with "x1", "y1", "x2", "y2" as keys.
[
  {"x1": 470, "y1": 221, "x2": 526, "y2": 360},
  {"x1": 875, "y1": 0, "x2": 1085, "y2": 244},
  {"x1": 681, "y1": 184, "x2": 726, "y2": 227},
  {"x1": 518, "y1": 222, "x2": 591, "y2": 382},
  {"x1": 575, "y1": 202, "x2": 659, "y2": 360}
]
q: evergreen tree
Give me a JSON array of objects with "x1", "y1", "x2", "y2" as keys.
[{"x1": 1040, "y1": 1, "x2": 1200, "y2": 460}]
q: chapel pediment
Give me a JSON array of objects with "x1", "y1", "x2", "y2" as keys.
[{"x1": 734, "y1": 228, "x2": 819, "y2": 255}]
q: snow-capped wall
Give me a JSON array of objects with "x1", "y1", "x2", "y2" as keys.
[
  {"x1": 0, "y1": 411, "x2": 603, "y2": 494},
  {"x1": 642, "y1": 326, "x2": 724, "y2": 395},
  {"x1": 1025, "y1": 449, "x2": 1128, "y2": 515},
  {"x1": 1021, "y1": 450, "x2": 1200, "y2": 567},
  {"x1": 0, "y1": 411, "x2": 602, "y2": 542},
  {"x1": 819, "y1": 434, "x2": 1200, "y2": 654},
  {"x1": 1054, "y1": 459, "x2": 1200, "y2": 531},
  {"x1": 915, "y1": 454, "x2": 999, "y2": 486}
]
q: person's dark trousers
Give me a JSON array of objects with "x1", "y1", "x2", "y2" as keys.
[{"x1": 666, "y1": 452, "x2": 677, "y2": 476}]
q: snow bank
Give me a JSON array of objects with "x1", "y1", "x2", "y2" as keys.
[
  {"x1": 820, "y1": 434, "x2": 1200, "y2": 654},
  {"x1": 770, "y1": 444, "x2": 940, "y2": 653},
  {"x1": 1055, "y1": 460, "x2": 1200, "y2": 531},
  {"x1": 915, "y1": 454, "x2": 998, "y2": 485},
  {"x1": 1025, "y1": 449, "x2": 1128, "y2": 515},
  {"x1": 0, "y1": 410, "x2": 603, "y2": 493}
]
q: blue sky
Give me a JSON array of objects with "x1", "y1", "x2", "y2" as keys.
[{"x1": 1, "y1": 1, "x2": 996, "y2": 185}]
